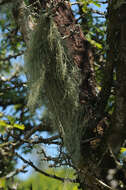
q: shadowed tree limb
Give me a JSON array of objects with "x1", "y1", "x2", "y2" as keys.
[{"x1": 15, "y1": 152, "x2": 77, "y2": 183}]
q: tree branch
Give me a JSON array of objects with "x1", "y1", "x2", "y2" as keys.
[
  {"x1": 15, "y1": 152, "x2": 77, "y2": 183},
  {"x1": 0, "y1": 51, "x2": 24, "y2": 62},
  {"x1": 21, "y1": 135, "x2": 61, "y2": 145},
  {"x1": 5, "y1": 165, "x2": 27, "y2": 179}
]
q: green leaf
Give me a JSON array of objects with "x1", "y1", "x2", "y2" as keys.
[
  {"x1": 92, "y1": 1, "x2": 101, "y2": 8},
  {"x1": 0, "y1": 112, "x2": 4, "y2": 117},
  {"x1": 13, "y1": 123, "x2": 25, "y2": 130},
  {"x1": 0, "y1": 120, "x2": 25, "y2": 131},
  {"x1": 86, "y1": 34, "x2": 102, "y2": 49},
  {"x1": 7, "y1": 116, "x2": 15, "y2": 124},
  {"x1": 0, "y1": 177, "x2": 6, "y2": 189},
  {"x1": 0, "y1": 120, "x2": 8, "y2": 127}
]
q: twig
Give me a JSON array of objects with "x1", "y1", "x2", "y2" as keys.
[
  {"x1": 82, "y1": 136, "x2": 101, "y2": 144},
  {"x1": 77, "y1": 9, "x2": 105, "y2": 22},
  {"x1": 22, "y1": 135, "x2": 61, "y2": 145},
  {"x1": 90, "y1": 8, "x2": 106, "y2": 16},
  {"x1": 24, "y1": 126, "x2": 41, "y2": 139},
  {"x1": 0, "y1": 51, "x2": 24, "y2": 62},
  {"x1": 108, "y1": 145, "x2": 121, "y2": 168},
  {"x1": 5, "y1": 165, "x2": 27, "y2": 179},
  {"x1": 23, "y1": 139, "x2": 61, "y2": 145},
  {"x1": 15, "y1": 152, "x2": 77, "y2": 183},
  {"x1": 12, "y1": 125, "x2": 42, "y2": 149},
  {"x1": 0, "y1": 66, "x2": 23, "y2": 82},
  {"x1": 70, "y1": 2, "x2": 83, "y2": 6},
  {"x1": 43, "y1": 135, "x2": 60, "y2": 142},
  {"x1": 95, "y1": 178, "x2": 117, "y2": 190}
]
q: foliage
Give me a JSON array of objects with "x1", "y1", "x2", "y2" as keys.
[
  {"x1": 18, "y1": 169, "x2": 78, "y2": 190},
  {"x1": 81, "y1": 0, "x2": 101, "y2": 14},
  {"x1": 118, "y1": 147, "x2": 126, "y2": 164},
  {"x1": 78, "y1": 0, "x2": 107, "y2": 88},
  {"x1": 0, "y1": 0, "x2": 126, "y2": 190},
  {"x1": 0, "y1": 0, "x2": 108, "y2": 186}
]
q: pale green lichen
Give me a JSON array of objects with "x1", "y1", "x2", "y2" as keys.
[{"x1": 24, "y1": 14, "x2": 83, "y2": 164}]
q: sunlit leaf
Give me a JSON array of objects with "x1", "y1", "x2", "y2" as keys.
[
  {"x1": 7, "y1": 115, "x2": 15, "y2": 124},
  {"x1": 0, "y1": 177, "x2": 6, "y2": 189},
  {"x1": 13, "y1": 123, "x2": 25, "y2": 130},
  {"x1": 0, "y1": 120, "x2": 25, "y2": 131}
]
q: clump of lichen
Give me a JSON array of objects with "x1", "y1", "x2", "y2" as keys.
[{"x1": 24, "y1": 14, "x2": 83, "y2": 164}]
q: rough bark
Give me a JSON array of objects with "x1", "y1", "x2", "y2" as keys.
[
  {"x1": 43, "y1": 0, "x2": 96, "y2": 100},
  {"x1": 107, "y1": 0, "x2": 126, "y2": 154},
  {"x1": 99, "y1": 1, "x2": 126, "y2": 189},
  {"x1": 12, "y1": 1, "x2": 106, "y2": 189},
  {"x1": 12, "y1": 0, "x2": 126, "y2": 189}
]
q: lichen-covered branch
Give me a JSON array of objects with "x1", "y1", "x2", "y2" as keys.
[
  {"x1": 11, "y1": 1, "x2": 115, "y2": 189},
  {"x1": 25, "y1": 13, "x2": 83, "y2": 165},
  {"x1": 12, "y1": 0, "x2": 34, "y2": 43}
]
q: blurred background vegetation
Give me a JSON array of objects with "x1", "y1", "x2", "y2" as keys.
[{"x1": 0, "y1": 0, "x2": 112, "y2": 189}]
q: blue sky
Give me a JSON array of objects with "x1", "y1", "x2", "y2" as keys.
[
  {"x1": 16, "y1": 1, "x2": 107, "y2": 180},
  {"x1": 0, "y1": 0, "x2": 107, "y2": 180}
]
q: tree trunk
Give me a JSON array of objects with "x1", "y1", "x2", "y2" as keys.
[
  {"x1": 108, "y1": 0, "x2": 126, "y2": 153},
  {"x1": 12, "y1": 0, "x2": 126, "y2": 189}
]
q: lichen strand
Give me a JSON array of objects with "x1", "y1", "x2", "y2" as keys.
[{"x1": 24, "y1": 14, "x2": 82, "y2": 165}]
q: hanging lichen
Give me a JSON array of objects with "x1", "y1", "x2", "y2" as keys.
[{"x1": 24, "y1": 14, "x2": 83, "y2": 165}]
